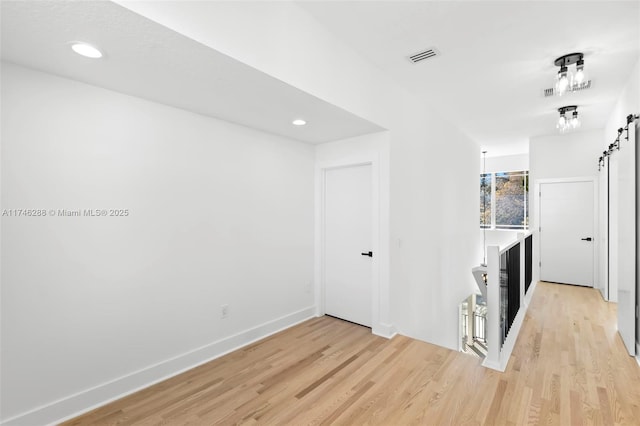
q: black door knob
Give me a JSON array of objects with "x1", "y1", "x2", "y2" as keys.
[
  {"x1": 361, "y1": 251, "x2": 373, "y2": 257},
  {"x1": 581, "y1": 237, "x2": 592, "y2": 241}
]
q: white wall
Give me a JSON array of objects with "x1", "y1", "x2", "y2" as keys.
[
  {"x1": 115, "y1": 1, "x2": 481, "y2": 351},
  {"x1": 529, "y1": 130, "x2": 603, "y2": 181},
  {"x1": 2, "y1": 1, "x2": 484, "y2": 422},
  {"x1": 0, "y1": 63, "x2": 316, "y2": 424},
  {"x1": 389, "y1": 102, "x2": 480, "y2": 348},
  {"x1": 603, "y1": 58, "x2": 640, "y2": 353},
  {"x1": 484, "y1": 230, "x2": 519, "y2": 250},
  {"x1": 482, "y1": 153, "x2": 529, "y2": 174},
  {"x1": 605, "y1": 59, "x2": 639, "y2": 144},
  {"x1": 529, "y1": 129, "x2": 603, "y2": 285}
]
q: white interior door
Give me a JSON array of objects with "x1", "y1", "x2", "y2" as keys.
[
  {"x1": 598, "y1": 160, "x2": 609, "y2": 300},
  {"x1": 609, "y1": 156, "x2": 619, "y2": 302},
  {"x1": 617, "y1": 123, "x2": 636, "y2": 356},
  {"x1": 324, "y1": 164, "x2": 372, "y2": 327},
  {"x1": 540, "y1": 180, "x2": 594, "y2": 286}
]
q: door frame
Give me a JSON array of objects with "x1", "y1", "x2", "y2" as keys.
[
  {"x1": 314, "y1": 155, "x2": 392, "y2": 338},
  {"x1": 320, "y1": 163, "x2": 374, "y2": 327},
  {"x1": 535, "y1": 176, "x2": 598, "y2": 288}
]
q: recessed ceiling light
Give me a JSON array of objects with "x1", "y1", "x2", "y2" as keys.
[
  {"x1": 70, "y1": 42, "x2": 103, "y2": 59},
  {"x1": 292, "y1": 119, "x2": 307, "y2": 126}
]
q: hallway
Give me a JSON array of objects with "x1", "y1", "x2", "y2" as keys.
[{"x1": 65, "y1": 282, "x2": 640, "y2": 425}]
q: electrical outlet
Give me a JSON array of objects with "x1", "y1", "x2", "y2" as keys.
[{"x1": 221, "y1": 304, "x2": 229, "y2": 319}]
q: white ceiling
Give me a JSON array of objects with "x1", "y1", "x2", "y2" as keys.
[
  {"x1": 0, "y1": 0, "x2": 383, "y2": 144},
  {"x1": 2, "y1": 1, "x2": 638, "y2": 156},
  {"x1": 298, "y1": 1, "x2": 640, "y2": 156}
]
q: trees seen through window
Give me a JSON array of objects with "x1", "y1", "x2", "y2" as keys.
[{"x1": 480, "y1": 171, "x2": 528, "y2": 229}]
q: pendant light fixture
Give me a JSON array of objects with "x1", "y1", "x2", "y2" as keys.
[
  {"x1": 553, "y1": 52, "x2": 586, "y2": 96},
  {"x1": 557, "y1": 105, "x2": 580, "y2": 132}
]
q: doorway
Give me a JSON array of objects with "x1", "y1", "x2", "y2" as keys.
[
  {"x1": 323, "y1": 164, "x2": 373, "y2": 327},
  {"x1": 539, "y1": 179, "x2": 595, "y2": 287}
]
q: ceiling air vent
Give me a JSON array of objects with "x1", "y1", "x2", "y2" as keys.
[
  {"x1": 544, "y1": 80, "x2": 592, "y2": 97},
  {"x1": 408, "y1": 47, "x2": 440, "y2": 64}
]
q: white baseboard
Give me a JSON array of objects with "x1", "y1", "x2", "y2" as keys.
[
  {"x1": 372, "y1": 322, "x2": 397, "y2": 339},
  {"x1": 598, "y1": 286, "x2": 608, "y2": 301},
  {"x1": 523, "y1": 280, "x2": 538, "y2": 307},
  {"x1": 1, "y1": 306, "x2": 315, "y2": 426},
  {"x1": 636, "y1": 342, "x2": 640, "y2": 367},
  {"x1": 481, "y1": 358, "x2": 501, "y2": 371}
]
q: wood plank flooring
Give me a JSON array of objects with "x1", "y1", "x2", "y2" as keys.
[{"x1": 62, "y1": 282, "x2": 640, "y2": 425}]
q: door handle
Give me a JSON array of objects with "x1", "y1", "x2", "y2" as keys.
[
  {"x1": 361, "y1": 251, "x2": 373, "y2": 257},
  {"x1": 581, "y1": 237, "x2": 592, "y2": 241}
]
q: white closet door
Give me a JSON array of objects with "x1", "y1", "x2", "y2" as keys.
[
  {"x1": 539, "y1": 181, "x2": 594, "y2": 286},
  {"x1": 598, "y1": 160, "x2": 608, "y2": 300},
  {"x1": 617, "y1": 123, "x2": 636, "y2": 356},
  {"x1": 609, "y1": 155, "x2": 619, "y2": 302},
  {"x1": 324, "y1": 164, "x2": 372, "y2": 327}
]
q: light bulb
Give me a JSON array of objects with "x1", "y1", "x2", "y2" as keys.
[
  {"x1": 557, "y1": 114, "x2": 566, "y2": 129},
  {"x1": 556, "y1": 73, "x2": 568, "y2": 95},
  {"x1": 559, "y1": 76, "x2": 569, "y2": 90},
  {"x1": 574, "y1": 59, "x2": 585, "y2": 85},
  {"x1": 571, "y1": 111, "x2": 580, "y2": 128},
  {"x1": 555, "y1": 65, "x2": 574, "y2": 96},
  {"x1": 558, "y1": 75, "x2": 569, "y2": 92}
]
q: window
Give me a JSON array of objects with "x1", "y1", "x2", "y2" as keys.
[{"x1": 480, "y1": 171, "x2": 528, "y2": 229}]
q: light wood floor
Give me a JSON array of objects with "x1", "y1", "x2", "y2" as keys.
[{"x1": 63, "y1": 282, "x2": 640, "y2": 425}]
